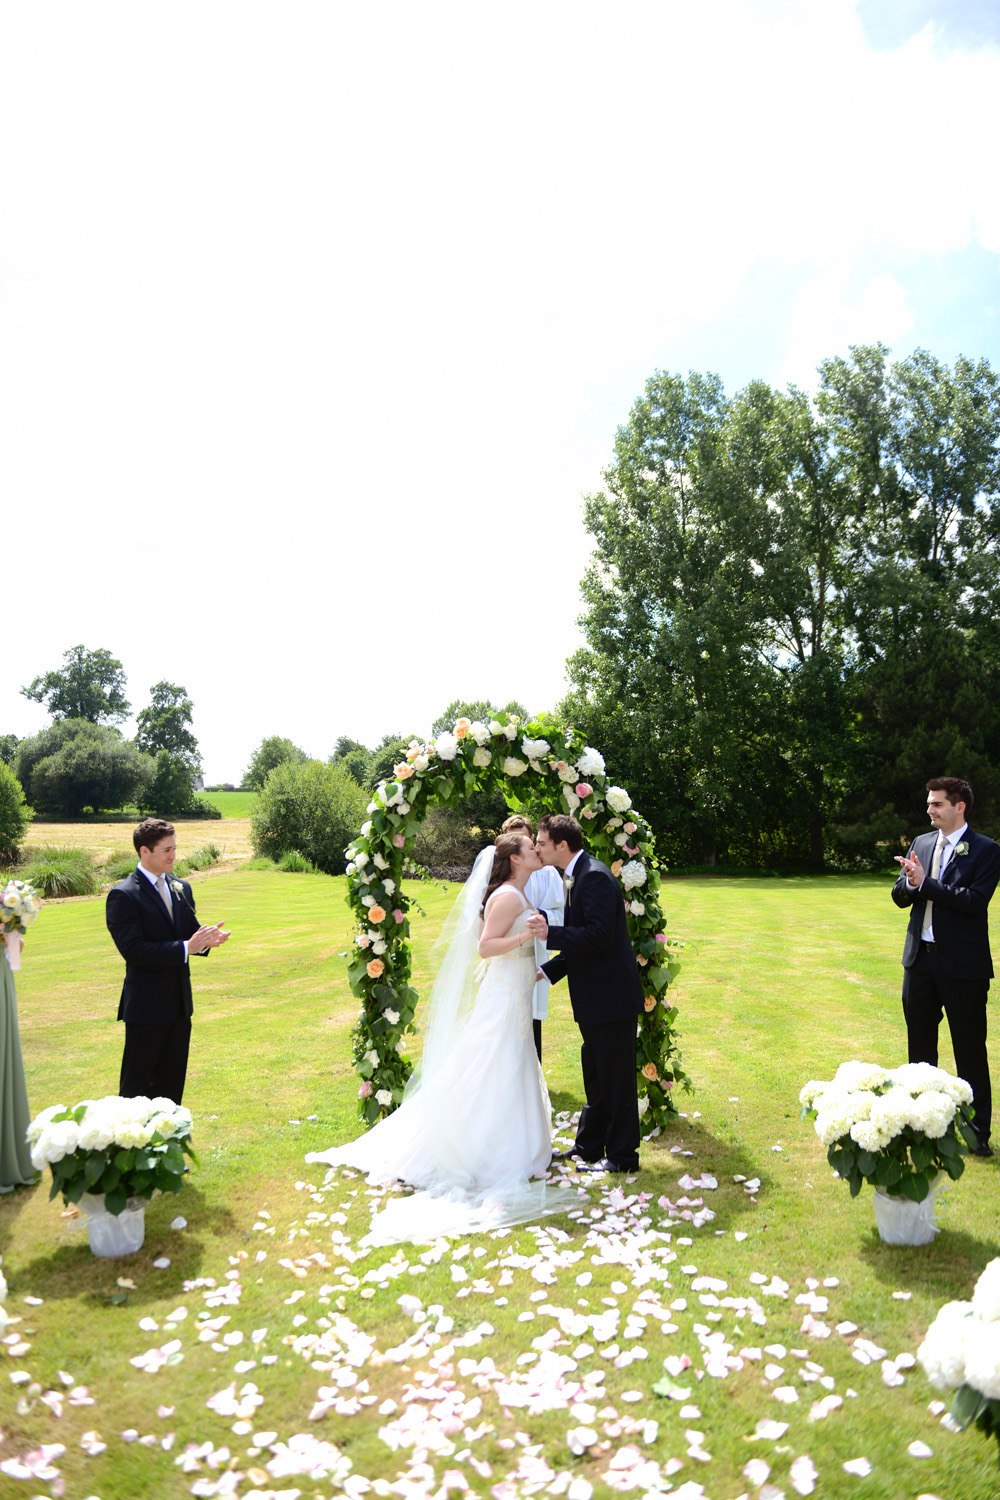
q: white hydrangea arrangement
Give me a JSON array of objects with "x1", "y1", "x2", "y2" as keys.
[
  {"x1": 27, "y1": 1095, "x2": 195, "y2": 1217},
  {"x1": 799, "y1": 1060, "x2": 977, "y2": 1202},
  {"x1": 919, "y1": 1259, "x2": 1000, "y2": 1466}
]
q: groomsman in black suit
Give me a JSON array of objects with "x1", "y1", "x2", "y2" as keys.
[
  {"x1": 527, "y1": 813, "x2": 644, "y2": 1173},
  {"x1": 892, "y1": 777, "x2": 1000, "y2": 1158},
  {"x1": 106, "y1": 818, "x2": 230, "y2": 1104}
]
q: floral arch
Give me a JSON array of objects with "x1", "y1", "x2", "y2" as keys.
[{"x1": 344, "y1": 716, "x2": 689, "y2": 1136}]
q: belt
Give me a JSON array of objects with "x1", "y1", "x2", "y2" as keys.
[{"x1": 918, "y1": 939, "x2": 936, "y2": 954}]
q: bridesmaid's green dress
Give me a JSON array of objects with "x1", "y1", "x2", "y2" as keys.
[{"x1": 1, "y1": 951, "x2": 36, "y2": 1192}]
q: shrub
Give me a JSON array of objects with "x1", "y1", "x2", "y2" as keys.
[
  {"x1": 189, "y1": 796, "x2": 222, "y2": 820},
  {"x1": 140, "y1": 750, "x2": 197, "y2": 816},
  {"x1": 101, "y1": 849, "x2": 139, "y2": 884},
  {"x1": 186, "y1": 844, "x2": 221, "y2": 871},
  {"x1": 16, "y1": 720, "x2": 153, "y2": 815},
  {"x1": 278, "y1": 849, "x2": 315, "y2": 872},
  {"x1": 20, "y1": 846, "x2": 100, "y2": 898},
  {"x1": 250, "y1": 759, "x2": 367, "y2": 874},
  {"x1": 243, "y1": 736, "x2": 309, "y2": 791},
  {"x1": 0, "y1": 762, "x2": 32, "y2": 864},
  {"x1": 242, "y1": 856, "x2": 277, "y2": 870},
  {"x1": 411, "y1": 805, "x2": 485, "y2": 874}
]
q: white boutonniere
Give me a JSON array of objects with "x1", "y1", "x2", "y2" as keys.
[
  {"x1": 955, "y1": 841, "x2": 969, "y2": 858},
  {"x1": 170, "y1": 879, "x2": 184, "y2": 895},
  {"x1": 564, "y1": 876, "x2": 575, "y2": 893}
]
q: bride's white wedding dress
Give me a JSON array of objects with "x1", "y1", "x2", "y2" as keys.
[{"x1": 306, "y1": 875, "x2": 580, "y2": 1244}]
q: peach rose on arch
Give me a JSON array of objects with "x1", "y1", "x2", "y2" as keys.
[
  {"x1": 394, "y1": 762, "x2": 414, "y2": 780},
  {"x1": 366, "y1": 958, "x2": 385, "y2": 979},
  {"x1": 368, "y1": 905, "x2": 387, "y2": 924},
  {"x1": 611, "y1": 860, "x2": 623, "y2": 876},
  {"x1": 643, "y1": 995, "x2": 655, "y2": 1011},
  {"x1": 642, "y1": 1062, "x2": 658, "y2": 1080},
  {"x1": 454, "y1": 718, "x2": 472, "y2": 738}
]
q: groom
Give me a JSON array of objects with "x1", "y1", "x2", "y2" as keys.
[
  {"x1": 107, "y1": 818, "x2": 230, "y2": 1104},
  {"x1": 527, "y1": 813, "x2": 644, "y2": 1173}
]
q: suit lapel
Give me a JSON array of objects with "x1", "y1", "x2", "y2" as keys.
[{"x1": 137, "y1": 869, "x2": 176, "y2": 932}]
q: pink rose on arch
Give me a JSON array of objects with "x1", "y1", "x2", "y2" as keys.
[
  {"x1": 625, "y1": 843, "x2": 638, "y2": 854},
  {"x1": 393, "y1": 834, "x2": 405, "y2": 848},
  {"x1": 582, "y1": 808, "x2": 596, "y2": 819},
  {"x1": 655, "y1": 934, "x2": 668, "y2": 943},
  {"x1": 393, "y1": 909, "x2": 404, "y2": 924},
  {"x1": 624, "y1": 822, "x2": 637, "y2": 834},
  {"x1": 359, "y1": 1081, "x2": 373, "y2": 1099},
  {"x1": 575, "y1": 782, "x2": 593, "y2": 798}
]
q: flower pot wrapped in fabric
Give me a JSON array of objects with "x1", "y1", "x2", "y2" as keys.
[
  {"x1": 78, "y1": 1192, "x2": 147, "y2": 1257},
  {"x1": 27, "y1": 1095, "x2": 195, "y2": 1254},
  {"x1": 800, "y1": 1061, "x2": 977, "y2": 1243}
]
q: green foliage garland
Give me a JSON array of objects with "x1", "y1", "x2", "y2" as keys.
[{"x1": 344, "y1": 714, "x2": 689, "y2": 1135}]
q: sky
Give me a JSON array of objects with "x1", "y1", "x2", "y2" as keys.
[{"x1": 2, "y1": 0, "x2": 999, "y2": 783}]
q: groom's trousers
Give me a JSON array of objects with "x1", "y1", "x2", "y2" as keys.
[
  {"x1": 903, "y1": 945, "x2": 991, "y2": 1143},
  {"x1": 574, "y1": 1017, "x2": 640, "y2": 1169},
  {"x1": 120, "y1": 1014, "x2": 192, "y2": 1106}
]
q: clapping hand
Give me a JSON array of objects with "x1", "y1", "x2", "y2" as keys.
[
  {"x1": 894, "y1": 850, "x2": 925, "y2": 886},
  {"x1": 190, "y1": 922, "x2": 230, "y2": 954}
]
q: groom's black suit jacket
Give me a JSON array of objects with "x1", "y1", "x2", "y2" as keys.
[
  {"x1": 891, "y1": 827, "x2": 1000, "y2": 981},
  {"x1": 106, "y1": 869, "x2": 205, "y2": 1024},
  {"x1": 541, "y1": 852, "x2": 644, "y2": 1025}
]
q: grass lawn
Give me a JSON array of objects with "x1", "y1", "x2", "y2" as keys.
[
  {"x1": 20, "y1": 817, "x2": 255, "y2": 866},
  {"x1": 2, "y1": 872, "x2": 998, "y2": 1499},
  {"x1": 202, "y1": 792, "x2": 258, "y2": 818}
]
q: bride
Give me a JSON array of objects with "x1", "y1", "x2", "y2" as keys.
[{"x1": 306, "y1": 831, "x2": 580, "y2": 1242}]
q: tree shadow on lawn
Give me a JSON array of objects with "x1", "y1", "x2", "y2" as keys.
[{"x1": 14, "y1": 1185, "x2": 239, "y2": 1305}]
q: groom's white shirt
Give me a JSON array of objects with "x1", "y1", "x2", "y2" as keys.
[{"x1": 525, "y1": 864, "x2": 565, "y2": 1022}]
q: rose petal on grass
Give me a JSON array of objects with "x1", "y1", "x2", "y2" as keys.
[
  {"x1": 908, "y1": 1441, "x2": 933, "y2": 1458},
  {"x1": 790, "y1": 1454, "x2": 818, "y2": 1494},
  {"x1": 843, "y1": 1457, "x2": 872, "y2": 1476}
]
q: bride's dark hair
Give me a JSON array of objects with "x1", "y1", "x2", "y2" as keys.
[{"x1": 481, "y1": 831, "x2": 528, "y2": 915}]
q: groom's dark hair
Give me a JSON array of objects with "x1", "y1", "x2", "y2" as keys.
[
  {"x1": 133, "y1": 817, "x2": 175, "y2": 854},
  {"x1": 539, "y1": 813, "x2": 583, "y2": 852},
  {"x1": 927, "y1": 776, "x2": 974, "y2": 812}
]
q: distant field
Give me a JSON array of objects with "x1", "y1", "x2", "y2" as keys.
[
  {"x1": 202, "y1": 789, "x2": 257, "y2": 816},
  {"x1": 21, "y1": 816, "x2": 254, "y2": 863}
]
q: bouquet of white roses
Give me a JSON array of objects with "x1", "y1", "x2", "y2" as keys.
[
  {"x1": 799, "y1": 1060, "x2": 977, "y2": 1201},
  {"x1": 919, "y1": 1259, "x2": 1000, "y2": 1466},
  {"x1": 27, "y1": 1095, "x2": 195, "y2": 1216},
  {"x1": 1, "y1": 878, "x2": 42, "y2": 936}
]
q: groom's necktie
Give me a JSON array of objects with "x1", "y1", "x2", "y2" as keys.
[
  {"x1": 156, "y1": 874, "x2": 173, "y2": 918},
  {"x1": 921, "y1": 832, "x2": 947, "y2": 941}
]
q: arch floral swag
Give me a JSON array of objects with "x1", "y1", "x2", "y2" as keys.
[{"x1": 344, "y1": 716, "x2": 689, "y2": 1137}]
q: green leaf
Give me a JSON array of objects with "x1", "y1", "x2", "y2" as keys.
[
  {"x1": 951, "y1": 1383, "x2": 988, "y2": 1429},
  {"x1": 911, "y1": 1139, "x2": 934, "y2": 1172},
  {"x1": 848, "y1": 1174, "x2": 863, "y2": 1197},
  {"x1": 856, "y1": 1149, "x2": 877, "y2": 1177},
  {"x1": 83, "y1": 1152, "x2": 104, "y2": 1188},
  {"x1": 898, "y1": 1171, "x2": 928, "y2": 1202},
  {"x1": 114, "y1": 1149, "x2": 134, "y2": 1173},
  {"x1": 104, "y1": 1186, "x2": 128, "y2": 1216},
  {"x1": 651, "y1": 1375, "x2": 691, "y2": 1400}
]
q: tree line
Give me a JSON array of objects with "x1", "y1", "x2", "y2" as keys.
[{"x1": 560, "y1": 344, "x2": 1000, "y2": 868}]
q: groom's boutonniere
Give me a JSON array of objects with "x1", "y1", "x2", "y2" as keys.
[
  {"x1": 564, "y1": 876, "x2": 575, "y2": 893},
  {"x1": 170, "y1": 879, "x2": 185, "y2": 895},
  {"x1": 955, "y1": 841, "x2": 969, "y2": 858}
]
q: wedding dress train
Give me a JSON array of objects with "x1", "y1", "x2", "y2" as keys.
[{"x1": 306, "y1": 882, "x2": 580, "y2": 1244}]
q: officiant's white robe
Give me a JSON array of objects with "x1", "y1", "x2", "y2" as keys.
[{"x1": 525, "y1": 864, "x2": 565, "y2": 1023}]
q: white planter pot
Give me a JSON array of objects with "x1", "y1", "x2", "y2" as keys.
[
  {"x1": 78, "y1": 1192, "x2": 146, "y2": 1257},
  {"x1": 872, "y1": 1177, "x2": 943, "y2": 1246}
]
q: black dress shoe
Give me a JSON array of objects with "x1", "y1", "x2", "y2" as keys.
[
  {"x1": 972, "y1": 1141, "x2": 994, "y2": 1158},
  {"x1": 550, "y1": 1148, "x2": 583, "y2": 1162},
  {"x1": 576, "y1": 1157, "x2": 639, "y2": 1174}
]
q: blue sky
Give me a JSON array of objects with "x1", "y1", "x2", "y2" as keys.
[{"x1": 2, "y1": 1, "x2": 998, "y2": 781}]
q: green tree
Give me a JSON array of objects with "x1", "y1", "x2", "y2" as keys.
[
  {"x1": 430, "y1": 699, "x2": 528, "y2": 736},
  {"x1": 329, "y1": 736, "x2": 373, "y2": 787},
  {"x1": 22, "y1": 645, "x2": 130, "y2": 725},
  {"x1": 135, "y1": 682, "x2": 201, "y2": 772},
  {"x1": 141, "y1": 750, "x2": 197, "y2": 815},
  {"x1": 15, "y1": 721, "x2": 153, "y2": 816},
  {"x1": 0, "y1": 762, "x2": 32, "y2": 863},
  {"x1": 0, "y1": 734, "x2": 19, "y2": 766},
  {"x1": 250, "y1": 759, "x2": 368, "y2": 873},
  {"x1": 243, "y1": 736, "x2": 309, "y2": 790}
]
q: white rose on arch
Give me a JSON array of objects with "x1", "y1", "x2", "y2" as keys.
[
  {"x1": 629, "y1": 900, "x2": 645, "y2": 916},
  {"x1": 521, "y1": 736, "x2": 550, "y2": 760},
  {"x1": 435, "y1": 732, "x2": 460, "y2": 760},
  {"x1": 503, "y1": 757, "x2": 528, "y2": 777},
  {"x1": 562, "y1": 788, "x2": 581, "y2": 812},
  {"x1": 473, "y1": 747, "x2": 492, "y2": 768},
  {"x1": 384, "y1": 1008, "x2": 400, "y2": 1024},
  {"x1": 621, "y1": 860, "x2": 647, "y2": 891},
  {"x1": 503, "y1": 722, "x2": 518, "y2": 740},
  {"x1": 488, "y1": 720, "x2": 504, "y2": 736},
  {"x1": 376, "y1": 1089, "x2": 393, "y2": 1107},
  {"x1": 607, "y1": 786, "x2": 632, "y2": 814},
  {"x1": 469, "y1": 721, "x2": 490, "y2": 746},
  {"x1": 576, "y1": 747, "x2": 606, "y2": 778},
  {"x1": 412, "y1": 753, "x2": 430, "y2": 772}
]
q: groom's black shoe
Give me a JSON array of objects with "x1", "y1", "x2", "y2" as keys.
[
  {"x1": 551, "y1": 1147, "x2": 588, "y2": 1163},
  {"x1": 972, "y1": 1138, "x2": 994, "y2": 1158},
  {"x1": 576, "y1": 1157, "x2": 639, "y2": 1175}
]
